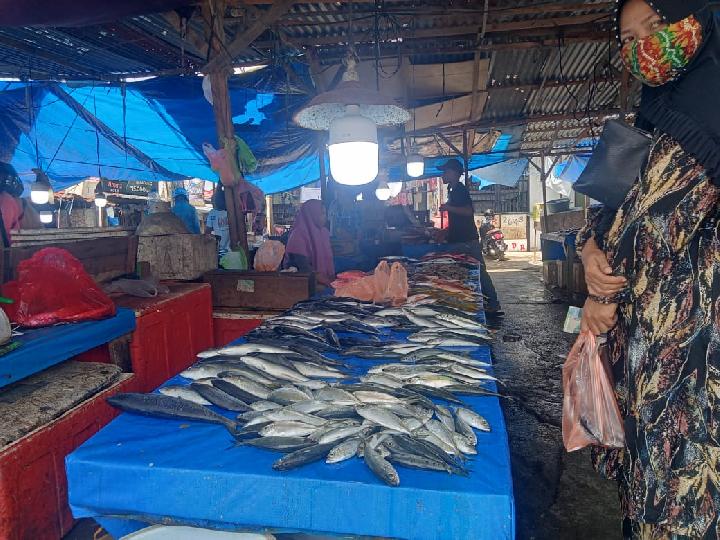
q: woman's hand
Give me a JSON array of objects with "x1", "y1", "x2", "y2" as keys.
[
  {"x1": 581, "y1": 298, "x2": 618, "y2": 336},
  {"x1": 581, "y1": 237, "x2": 626, "y2": 297}
]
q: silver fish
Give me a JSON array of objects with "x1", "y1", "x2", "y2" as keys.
[
  {"x1": 267, "y1": 386, "x2": 313, "y2": 405},
  {"x1": 318, "y1": 425, "x2": 367, "y2": 445},
  {"x1": 220, "y1": 375, "x2": 272, "y2": 400},
  {"x1": 326, "y1": 438, "x2": 361, "y2": 464},
  {"x1": 158, "y1": 385, "x2": 211, "y2": 405},
  {"x1": 356, "y1": 406, "x2": 411, "y2": 434},
  {"x1": 315, "y1": 387, "x2": 359, "y2": 405},
  {"x1": 453, "y1": 433, "x2": 478, "y2": 455},
  {"x1": 259, "y1": 421, "x2": 318, "y2": 438},
  {"x1": 364, "y1": 443, "x2": 400, "y2": 486},
  {"x1": 241, "y1": 356, "x2": 308, "y2": 383},
  {"x1": 456, "y1": 407, "x2": 491, "y2": 432}
]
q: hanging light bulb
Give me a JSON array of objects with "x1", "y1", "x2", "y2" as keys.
[
  {"x1": 356, "y1": 193, "x2": 363, "y2": 202},
  {"x1": 406, "y1": 153, "x2": 424, "y2": 178},
  {"x1": 30, "y1": 169, "x2": 52, "y2": 205},
  {"x1": 39, "y1": 210, "x2": 53, "y2": 224},
  {"x1": 388, "y1": 182, "x2": 403, "y2": 198},
  {"x1": 94, "y1": 192, "x2": 107, "y2": 208},
  {"x1": 328, "y1": 105, "x2": 379, "y2": 186},
  {"x1": 94, "y1": 181, "x2": 107, "y2": 208},
  {"x1": 375, "y1": 179, "x2": 391, "y2": 201}
]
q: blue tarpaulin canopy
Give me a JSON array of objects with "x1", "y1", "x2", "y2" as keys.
[
  {"x1": 0, "y1": 68, "x2": 516, "y2": 194},
  {"x1": 0, "y1": 68, "x2": 320, "y2": 194}
]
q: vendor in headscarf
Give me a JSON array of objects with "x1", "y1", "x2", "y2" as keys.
[
  {"x1": 284, "y1": 199, "x2": 335, "y2": 286},
  {"x1": 576, "y1": 0, "x2": 720, "y2": 537},
  {"x1": 0, "y1": 162, "x2": 26, "y2": 244}
]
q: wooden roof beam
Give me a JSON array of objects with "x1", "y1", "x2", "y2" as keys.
[{"x1": 203, "y1": 0, "x2": 297, "y2": 72}]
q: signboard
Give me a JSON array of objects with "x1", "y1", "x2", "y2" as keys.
[
  {"x1": 101, "y1": 179, "x2": 154, "y2": 197},
  {"x1": 300, "y1": 187, "x2": 321, "y2": 202},
  {"x1": 500, "y1": 213, "x2": 527, "y2": 241},
  {"x1": 474, "y1": 212, "x2": 528, "y2": 253}
]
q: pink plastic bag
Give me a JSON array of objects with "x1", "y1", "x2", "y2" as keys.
[
  {"x1": 372, "y1": 260, "x2": 391, "y2": 303},
  {"x1": 562, "y1": 331, "x2": 625, "y2": 452},
  {"x1": 386, "y1": 262, "x2": 408, "y2": 306},
  {"x1": 203, "y1": 143, "x2": 237, "y2": 186},
  {"x1": 334, "y1": 261, "x2": 409, "y2": 305},
  {"x1": 254, "y1": 240, "x2": 285, "y2": 272}
]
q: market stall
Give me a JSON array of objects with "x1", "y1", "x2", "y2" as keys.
[{"x1": 66, "y1": 255, "x2": 515, "y2": 538}]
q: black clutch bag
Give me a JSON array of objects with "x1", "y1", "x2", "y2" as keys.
[{"x1": 574, "y1": 119, "x2": 652, "y2": 210}]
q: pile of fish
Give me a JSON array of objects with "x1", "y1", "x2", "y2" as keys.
[{"x1": 108, "y1": 257, "x2": 502, "y2": 487}]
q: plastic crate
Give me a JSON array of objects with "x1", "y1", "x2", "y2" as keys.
[
  {"x1": 212, "y1": 312, "x2": 269, "y2": 347},
  {"x1": 115, "y1": 283, "x2": 213, "y2": 392},
  {"x1": 0, "y1": 374, "x2": 137, "y2": 540}
]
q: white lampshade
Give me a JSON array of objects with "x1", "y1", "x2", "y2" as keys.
[
  {"x1": 375, "y1": 180, "x2": 391, "y2": 201},
  {"x1": 406, "y1": 153, "x2": 424, "y2": 178},
  {"x1": 94, "y1": 193, "x2": 107, "y2": 208},
  {"x1": 328, "y1": 105, "x2": 379, "y2": 186},
  {"x1": 30, "y1": 183, "x2": 51, "y2": 204},
  {"x1": 39, "y1": 210, "x2": 53, "y2": 224},
  {"x1": 388, "y1": 182, "x2": 403, "y2": 197}
]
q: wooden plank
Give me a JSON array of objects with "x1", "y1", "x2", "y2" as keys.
[
  {"x1": 0, "y1": 361, "x2": 122, "y2": 449},
  {"x1": 3, "y1": 237, "x2": 137, "y2": 283},
  {"x1": 137, "y1": 234, "x2": 217, "y2": 280},
  {"x1": 203, "y1": 0, "x2": 297, "y2": 73},
  {"x1": 204, "y1": 271, "x2": 316, "y2": 310}
]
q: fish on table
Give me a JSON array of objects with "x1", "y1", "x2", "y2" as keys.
[{"x1": 107, "y1": 266, "x2": 501, "y2": 487}]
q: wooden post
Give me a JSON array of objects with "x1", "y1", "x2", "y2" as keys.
[
  {"x1": 205, "y1": 0, "x2": 248, "y2": 255},
  {"x1": 540, "y1": 154, "x2": 549, "y2": 234},
  {"x1": 265, "y1": 194, "x2": 273, "y2": 235},
  {"x1": 462, "y1": 129, "x2": 470, "y2": 186},
  {"x1": 318, "y1": 134, "x2": 328, "y2": 203}
]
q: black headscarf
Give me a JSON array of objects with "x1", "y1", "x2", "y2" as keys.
[{"x1": 614, "y1": 0, "x2": 720, "y2": 184}]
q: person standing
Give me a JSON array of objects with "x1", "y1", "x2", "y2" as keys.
[
  {"x1": 206, "y1": 186, "x2": 230, "y2": 258},
  {"x1": 0, "y1": 163, "x2": 26, "y2": 244},
  {"x1": 284, "y1": 199, "x2": 335, "y2": 287},
  {"x1": 438, "y1": 158, "x2": 502, "y2": 316},
  {"x1": 171, "y1": 187, "x2": 200, "y2": 234},
  {"x1": 578, "y1": 0, "x2": 720, "y2": 536}
]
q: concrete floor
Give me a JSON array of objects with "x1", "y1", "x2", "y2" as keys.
[{"x1": 486, "y1": 253, "x2": 621, "y2": 539}]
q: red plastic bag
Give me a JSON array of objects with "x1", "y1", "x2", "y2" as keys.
[
  {"x1": 562, "y1": 331, "x2": 625, "y2": 451},
  {"x1": 2, "y1": 248, "x2": 116, "y2": 328}
]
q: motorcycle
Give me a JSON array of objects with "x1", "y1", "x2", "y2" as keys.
[{"x1": 478, "y1": 215, "x2": 508, "y2": 261}]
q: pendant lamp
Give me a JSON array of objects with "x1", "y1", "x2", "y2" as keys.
[{"x1": 294, "y1": 53, "x2": 410, "y2": 186}]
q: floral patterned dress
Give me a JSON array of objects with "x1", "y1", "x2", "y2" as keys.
[{"x1": 578, "y1": 133, "x2": 720, "y2": 539}]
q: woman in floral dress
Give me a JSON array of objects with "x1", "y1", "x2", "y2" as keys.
[{"x1": 578, "y1": 0, "x2": 720, "y2": 537}]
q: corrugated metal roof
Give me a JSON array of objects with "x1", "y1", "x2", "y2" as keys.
[{"x1": 0, "y1": 0, "x2": 644, "y2": 151}]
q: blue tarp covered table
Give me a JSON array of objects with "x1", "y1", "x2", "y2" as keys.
[
  {"x1": 66, "y1": 327, "x2": 515, "y2": 539},
  {"x1": 0, "y1": 308, "x2": 136, "y2": 389}
]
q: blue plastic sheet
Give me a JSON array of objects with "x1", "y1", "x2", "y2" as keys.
[
  {"x1": 0, "y1": 307, "x2": 135, "y2": 389},
  {"x1": 66, "y1": 333, "x2": 515, "y2": 539},
  {"x1": 0, "y1": 71, "x2": 520, "y2": 195}
]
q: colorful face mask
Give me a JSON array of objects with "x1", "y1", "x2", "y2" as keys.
[{"x1": 621, "y1": 14, "x2": 703, "y2": 86}]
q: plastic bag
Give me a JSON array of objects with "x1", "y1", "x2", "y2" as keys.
[
  {"x1": 334, "y1": 261, "x2": 409, "y2": 305},
  {"x1": 103, "y1": 279, "x2": 169, "y2": 298},
  {"x1": 372, "y1": 260, "x2": 391, "y2": 303},
  {"x1": 562, "y1": 331, "x2": 625, "y2": 452},
  {"x1": 386, "y1": 262, "x2": 408, "y2": 306},
  {"x1": 254, "y1": 240, "x2": 285, "y2": 272},
  {"x1": 334, "y1": 275, "x2": 376, "y2": 302},
  {"x1": 2, "y1": 248, "x2": 116, "y2": 327},
  {"x1": 203, "y1": 142, "x2": 238, "y2": 186},
  {"x1": 220, "y1": 249, "x2": 248, "y2": 270}
]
